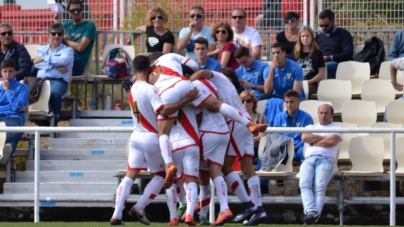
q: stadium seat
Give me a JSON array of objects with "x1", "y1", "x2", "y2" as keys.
[
  {"x1": 361, "y1": 79, "x2": 395, "y2": 114},
  {"x1": 317, "y1": 79, "x2": 352, "y2": 114},
  {"x1": 336, "y1": 61, "x2": 370, "y2": 96},
  {"x1": 24, "y1": 44, "x2": 43, "y2": 59},
  {"x1": 298, "y1": 100, "x2": 332, "y2": 124},
  {"x1": 395, "y1": 137, "x2": 404, "y2": 176},
  {"x1": 29, "y1": 80, "x2": 50, "y2": 116},
  {"x1": 386, "y1": 100, "x2": 404, "y2": 126},
  {"x1": 342, "y1": 136, "x2": 384, "y2": 176},
  {"x1": 257, "y1": 137, "x2": 294, "y2": 177},
  {"x1": 334, "y1": 122, "x2": 358, "y2": 161},
  {"x1": 354, "y1": 44, "x2": 364, "y2": 56},
  {"x1": 342, "y1": 100, "x2": 377, "y2": 127},
  {"x1": 370, "y1": 122, "x2": 403, "y2": 160},
  {"x1": 0, "y1": 122, "x2": 6, "y2": 158},
  {"x1": 72, "y1": 58, "x2": 92, "y2": 81},
  {"x1": 257, "y1": 100, "x2": 267, "y2": 114},
  {"x1": 378, "y1": 61, "x2": 403, "y2": 97},
  {"x1": 95, "y1": 44, "x2": 135, "y2": 80}
]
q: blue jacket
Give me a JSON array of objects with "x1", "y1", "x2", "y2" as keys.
[
  {"x1": 0, "y1": 78, "x2": 29, "y2": 126},
  {"x1": 388, "y1": 29, "x2": 404, "y2": 60},
  {"x1": 273, "y1": 109, "x2": 313, "y2": 149}
]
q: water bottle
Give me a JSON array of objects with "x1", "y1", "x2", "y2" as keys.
[{"x1": 105, "y1": 94, "x2": 112, "y2": 110}]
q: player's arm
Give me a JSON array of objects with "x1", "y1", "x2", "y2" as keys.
[
  {"x1": 158, "y1": 87, "x2": 200, "y2": 116},
  {"x1": 189, "y1": 70, "x2": 213, "y2": 81}
]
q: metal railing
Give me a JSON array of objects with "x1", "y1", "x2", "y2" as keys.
[{"x1": 1, "y1": 126, "x2": 402, "y2": 226}]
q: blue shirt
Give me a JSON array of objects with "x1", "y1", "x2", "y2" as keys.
[
  {"x1": 235, "y1": 59, "x2": 270, "y2": 98},
  {"x1": 271, "y1": 58, "x2": 305, "y2": 100},
  {"x1": 274, "y1": 109, "x2": 313, "y2": 148},
  {"x1": 0, "y1": 78, "x2": 29, "y2": 126},
  {"x1": 179, "y1": 26, "x2": 215, "y2": 60},
  {"x1": 34, "y1": 44, "x2": 74, "y2": 83},
  {"x1": 199, "y1": 58, "x2": 222, "y2": 71},
  {"x1": 388, "y1": 29, "x2": 404, "y2": 60}
]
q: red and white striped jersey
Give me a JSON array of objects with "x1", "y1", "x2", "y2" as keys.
[
  {"x1": 128, "y1": 81, "x2": 164, "y2": 133},
  {"x1": 169, "y1": 105, "x2": 199, "y2": 152}
]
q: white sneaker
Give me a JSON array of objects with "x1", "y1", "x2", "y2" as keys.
[{"x1": 0, "y1": 143, "x2": 12, "y2": 166}]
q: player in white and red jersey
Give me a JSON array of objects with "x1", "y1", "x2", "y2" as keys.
[{"x1": 190, "y1": 68, "x2": 267, "y2": 226}]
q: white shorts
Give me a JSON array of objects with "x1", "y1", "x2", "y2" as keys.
[
  {"x1": 158, "y1": 80, "x2": 193, "y2": 120},
  {"x1": 226, "y1": 121, "x2": 254, "y2": 158},
  {"x1": 199, "y1": 131, "x2": 230, "y2": 172},
  {"x1": 173, "y1": 145, "x2": 200, "y2": 180},
  {"x1": 127, "y1": 131, "x2": 165, "y2": 174}
]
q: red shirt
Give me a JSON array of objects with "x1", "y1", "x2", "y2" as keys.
[{"x1": 218, "y1": 41, "x2": 240, "y2": 71}]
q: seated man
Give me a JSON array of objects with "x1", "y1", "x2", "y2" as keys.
[
  {"x1": 274, "y1": 90, "x2": 313, "y2": 162},
  {"x1": 300, "y1": 104, "x2": 342, "y2": 225},
  {"x1": 33, "y1": 23, "x2": 74, "y2": 126},
  {"x1": 194, "y1": 37, "x2": 222, "y2": 71},
  {"x1": 387, "y1": 27, "x2": 404, "y2": 60},
  {"x1": 0, "y1": 59, "x2": 29, "y2": 165}
]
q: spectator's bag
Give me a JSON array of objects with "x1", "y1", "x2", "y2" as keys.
[{"x1": 102, "y1": 48, "x2": 133, "y2": 79}]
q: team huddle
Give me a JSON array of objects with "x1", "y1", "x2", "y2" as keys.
[{"x1": 110, "y1": 53, "x2": 268, "y2": 226}]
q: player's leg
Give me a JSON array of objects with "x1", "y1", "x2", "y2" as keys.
[
  {"x1": 198, "y1": 161, "x2": 211, "y2": 225},
  {"x1": 181, "y1": 146, "x2": 199, "y2": 226}
]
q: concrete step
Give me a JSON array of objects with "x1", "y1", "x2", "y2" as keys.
[
  {"x1": 47, "y1": 143, "x2": 126, "y2": 150},
  {"x1": 26, "y1": 160, "x2": 126, "y2": 171},
  {"x1": 69, "y1": 118, "x2": 134, "y2": 127},
  {"x1": 4, "y1": 182, "x2": 117, "y2": 194},
  {"x1": 15, "y1": 171, "x2": 117, "y2": 183},
  {"x1": 58, "y1": 132, "x2": 132, "y2": 139},
  {"x1": 48, "y1": 138, "x2": 128, "y2": 145},
  {"x1": 40, "y1": 149, "x2": 126, "y2": 160}
]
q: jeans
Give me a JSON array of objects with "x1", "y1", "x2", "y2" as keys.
[
  {"x1": 0, "y1": 116, "x2": 23, "y2": 155},
  {"x1": 294, "y1": 146, "x2": 304, "y2": 162},
  {"x1": 384, "y1": 97, "x2": 404, "y2": 122},
  {"x1": 72, "y1": 57, "x2": 84, "y2": 76},
  {"x1": 299, "y1": 155, "x2": 334, "y2": 215},
  {"x1": 325, "y1": 61, "x2": 338, "y2": 79}
]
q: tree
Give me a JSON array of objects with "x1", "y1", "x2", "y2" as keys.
[{"x1": 4, "y1": 0, "x2": 16, "y2": 4}]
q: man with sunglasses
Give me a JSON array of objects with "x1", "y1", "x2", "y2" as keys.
[
  {"x1": 231, "y1": 8, "x2": 263, "y2": 60},
  {"x1": 0, "y1": 23, "x2": 32, "y2": 81},
  {"x1": 53, "y1": 0, "x2": 96, "y2": 76},
  {"x1": 177, "y1": 6, "x2": 216, "y2": 60},
  {"x1": 315, "y1": 9, "x2": 353, "y2": 79}
]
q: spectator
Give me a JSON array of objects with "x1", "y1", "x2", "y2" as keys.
[
  {"x1": 387, "y1": 28, "x2": 404, "y2": 60},
  {"x1": 177, "y1": 6, "x2": 216, "y2": 60},
  {"x1": 291, "y1": 26, "x2": 325, "y2": 96},
  {"x1": 0, "y1": 22, "x2": 32, "y2": 81},
  {"x1": 33, "y1": 23, "x2": 74, "y2": 126},
  {"x1": 133, "y1": 7, "x2": 175, "y2": 55},
  {"x1": 0, "y1": 59, "x2": 29, "y2": 165},
  {"x1": 263, "y1": 42, "x2": 304, "y2": 126},
  {"x1": 211, "y1": 22, "x2": 239, "y2": 71},
  {"x1": 231, "y1": 8, "x2": 263, "y2": 60},
  {"x1": 276, "y1": 11, "x2": 299, "y2": 57},
  {"x1": 315, "y1": 9, "x2": 353, "y2": 79},
  {"x1": 383, "y1": 57, "x2": 404, "y2": 122},
  {"x1": 194, "y1": 37, "x2": 221, "y2": 71},
  {"x1": 235, "y1": 46, "x2": 269, "y2": 99},
  {"x1": 300, "y1": 104, "x2": 342, "y2": 225},
  {"x1": 274, "y1": 90, "x2": 313, "y2": 162},
  {"x1": 53, "y1": 0, "x2": 96, "y2": 76}
]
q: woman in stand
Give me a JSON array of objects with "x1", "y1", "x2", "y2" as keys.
[
  {"x1": 291, "y1": 25, "x2": 325, "y2": 96},
  {"x1": 276, "y1": 11, "x2": 299, "y2": 57},
  {"x1": 210, "y1": 22, "x2": 239, "y2": 70}
]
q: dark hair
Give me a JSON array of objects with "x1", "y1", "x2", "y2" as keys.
[
  {"x1": 48, "y1": 23, "x2": 64, "y2": 34},
  {"x1": 0, "y1": 59, "x2": 16, "y2": 70},
  {"x1": 234, "y1": 46, "x2": 250, "y2": 59},
  {"x1": 149, "y1": 52, "x2": 164, "y2": 64},
  {"x1": 133, "y1": 55, "x2": 150, "y2": 73},
  {"x1": 211, "y1": 22, "x2": 234, "y2": 42},
  {"x1": 284, "y1": 11, "x2": 299, "y2": 20},
  {"x1": 283, "y1": 90, "x2": 300, "y2": 99},
  {"x1": 271, "y1": 42, "x2": 285, "y2": 52},
  {"x1": 318, "y1": 104, "x2": 334, "y2": 115},
  {"x1": 232, "y1": 8, "x2": 246, "y2": 17},
  {"x1": 181, "y1": 64, "x2": 195, "y2": 76},
  {"x1": 319, "y1": 9, "x2": 335, "y2": 21},
  {"x1": 67, "y1": 0, "x2": 83, "y2": 10},
  {"x1": 219, "y1": 67, "x2": 241, "y2": 91},
  {"x1": 190, "y1": 5, "x2": 205, "y2": 15},
  {"x1": 194, "y1": 37, "x2": 209, "y2": 49}
]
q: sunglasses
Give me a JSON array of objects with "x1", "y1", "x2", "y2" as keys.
[
  {"x1": 284, "y1": 18, "x2": 297, "y2": 24},
  {"x1": 0, "y1": 31, "x2": 12, "y2": 36},
  {"x1": 50, "y1": 32, "x2": 63, "y2": 37},
  {"x1": 232, "y1": 15, "x2": 244, "y2": 19},
  {"x1": 151, "y1": 16, "x2": 163, "y2": 20},
  {"x1": 241, "y1": 99, "x2": 252, "y2": 104},
  {"x1": 190, "y1": 14, "x2": 203, "y2": 19},
  {"x1": 216, "y1": 30, "x2": 227, "y2": 35},
  {"x1": 69, "y1": 8, "x2": 82, "y2": 14},
  {"x1": 319, "y1": 23, "x2": 330, "y2": 28}
]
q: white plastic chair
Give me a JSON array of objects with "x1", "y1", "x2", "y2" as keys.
[
  {"x1": 386, "y1": 100, "x2": 404, "y2": 126},
  {"x1": 72, "y1": 58, "x2": 92, "y2": 81},
  {"x1": 257, "y1": 137, "x2": 294, "y2": 176},
  {"x1": 29, "y1": 80, "x2": 50, "y2": 116},
  {"x1": 336, "y1": 61, "x2": 371, "y2": 96},
  {"x1": 370, "y1": 122, "x2": 403, "y2": 160},
  {"x1": 256, "y1": 100, "x2": 267, "y2": 114},
  {"x1": 361, "y1": 79, "x2": 396, "y2": 114},
  {"x1": 95, "y1": 44, "x2": 135, "y2": 80},
  {"x1": 334, "y1": 122, "x2": 358, "y2": 161},
  {"x1": 354, "y1": 44, "x2": 364, "y2": 56},
  {"x1": 24, "y1": 44, "x2": 43, "y2": 59},
  {"x1": 342, "y1": 100, "x2": 377, "y2": 127},
  {"x1": 317, "y1": 80, "x2": 352, "y2": 114},
  {"x1": 299, "y1": 100, "x2": 332, "y2": 125},
  {"x1": 342, "y1": 136, "x2": 384, "y2": 176},
  {"x1": 0, "y1": 122, "x2": 6, "y2": 157},
  {"x1": 395, "y1": 137, "x2": 404, "y2": 176}
]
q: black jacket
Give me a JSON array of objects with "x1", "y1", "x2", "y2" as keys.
[
  {"x1": 354, "y1": 37, "x2": 385, "y2": 75},
  {"x1": 23, "y1": 77, "x2": 44, "y2": 105},
  {"x1": 0, "y1": 40, "x2": 33, "y2": 81}
]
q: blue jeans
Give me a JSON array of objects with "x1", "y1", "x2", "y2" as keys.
[
  {"x1": 72, "y1": 57, "x2": 84, "y2": 76},
  {"x1": 325, "y1": 61, "x2": 338, "y2": 79},
  {"x1": 49, "y1": 78, "x2": 68, "y2": 125},
  {"x1": 294, "y1": 146, "x2": 304, "y2": 162},
  {"x1": 0, "y1": 116, "x2": 23, "y2": 155},
  {"x1": 384, "y1": 97, "x2": 404, "y2": 122},
  {"x1": 299, "y1": 155, "x2": 334, "y2": 215}
]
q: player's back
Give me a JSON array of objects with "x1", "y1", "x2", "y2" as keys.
[
  {"x1": 128, "y1": 81, "x2": 162, "y2": 133},
  {"x1": 169, "y1": 105, "x2": 199, "y2": 152}
]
